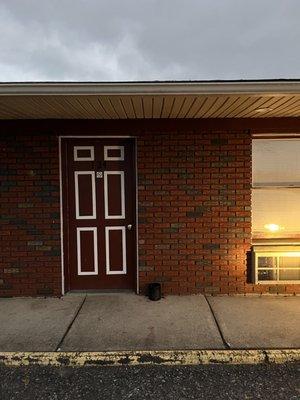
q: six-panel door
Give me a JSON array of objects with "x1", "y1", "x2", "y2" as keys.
[{"x1": 62, "y1": 138, "x2": 136, "y2": 291}]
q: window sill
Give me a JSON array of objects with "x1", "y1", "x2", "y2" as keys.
[{"x1": 257, "y1": 281, "x2": 300, "y2": 284}]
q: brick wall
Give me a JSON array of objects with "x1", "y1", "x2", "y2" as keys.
[
  {"x1": 0, "y1": 134, "x2": 61, "y2": 296},
  {"x1": 1, "y1": 126, "x2": 299, "y2": 296},
  {"x1": 137, "y1": 130, "x2": 299, "y2": 295}
]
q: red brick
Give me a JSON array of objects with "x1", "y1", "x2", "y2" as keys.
[{"x1": 1, "y1": 127, "x2": 300, "y2": 296}]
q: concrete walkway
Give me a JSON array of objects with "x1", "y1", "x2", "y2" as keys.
[
  {"x1": 0, "y1": 294, "x2": 299, "y2": 351},
  {"x1": 60, "y1": 294, "x2": 223, "y2": 351},
  {"x1": 206, "y1": 296, "x2": 300, "y2": 349},
  {"x1": 0, "y1": 297, "x2": 83, "y2": 351}
]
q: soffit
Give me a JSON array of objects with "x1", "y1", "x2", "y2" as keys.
[{"x1": 0, "y1": 81, "x2": 300, "y2": 119}]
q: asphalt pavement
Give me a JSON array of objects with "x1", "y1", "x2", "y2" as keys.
[{"x1": 0, "y1": 363, "x2": 299, "y2": 400}]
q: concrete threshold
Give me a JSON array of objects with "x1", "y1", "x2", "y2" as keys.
[{"x1": 0, "y1": 349, "x2": 299, "y2": 367}]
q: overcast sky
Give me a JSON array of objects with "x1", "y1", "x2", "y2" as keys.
[{"x1": 1, "y1": 0, "x2": 299, "y2": 82}]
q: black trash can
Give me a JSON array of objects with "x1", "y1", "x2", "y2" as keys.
[{"x1": 148, "y1": 282, "x2": 161, "y2": 301}]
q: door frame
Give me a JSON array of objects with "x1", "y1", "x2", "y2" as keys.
[{"x1": 59, "y1": 135, "x2": 139, "y2": 295}]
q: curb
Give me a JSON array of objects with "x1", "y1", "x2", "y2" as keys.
[{"x1": 0, "y1": 349, "x2": 299, "y2": 367}]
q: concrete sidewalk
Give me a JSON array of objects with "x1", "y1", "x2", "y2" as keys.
[{"x1": 0, "y1": 294, "x2": 299, "y2": 352}]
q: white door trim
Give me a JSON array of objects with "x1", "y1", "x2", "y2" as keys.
[{"x1": 59, "y1": 135, "x2": 139, "y2": 295}]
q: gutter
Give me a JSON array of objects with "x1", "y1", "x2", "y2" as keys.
[{"x1": 0, "y1": 80, "x2": 300, "y2": 96}]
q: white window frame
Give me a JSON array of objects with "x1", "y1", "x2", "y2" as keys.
[
  {"x1": 253, "y1": 246, "x2": 300, "y2": 284},
  {"x1": 252, "y1": 138, "x2": 300, "y2": 284}
]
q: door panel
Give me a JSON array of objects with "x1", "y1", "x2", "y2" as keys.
[
  {"x1": 104, "y1": 171, "x2": 125, "y2": 219},
  {"x1": 74, "y1": 171, "x2": 96, "y2": 219},
  {"x1": 105, "y1": 226, "x2": 127, "y2": 274},
  {"x1": 76, "y1": 227, "x2": 98, "y2": 275},
  {"x1": 62, "y1": 138, "x2": 136, "y2": 291}
]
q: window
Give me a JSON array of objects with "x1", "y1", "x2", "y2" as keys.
[
  {"x1": 253, "y1": 246, "x2": 300, "y2": 283},
  {"x1": 252, "y1": 139, "x2": 300, "y2": 240},
  {"x1": 252, "y1": 139, "x2": 300, "y2": 283}
]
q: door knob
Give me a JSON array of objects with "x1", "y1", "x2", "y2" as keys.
[{"x1": 127, "y1": 224, "x2": 133, "y2": 230}]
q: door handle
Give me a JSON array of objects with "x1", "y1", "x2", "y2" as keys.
[{"x1": 127, "y1": 224, "x2": 133, "y2": 230}]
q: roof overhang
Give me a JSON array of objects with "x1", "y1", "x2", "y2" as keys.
[{"x1": 0, "y1": 80, "x2": 300, "y2": 119}]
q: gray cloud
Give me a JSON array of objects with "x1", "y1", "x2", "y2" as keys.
[{"x1": 0, "y1": 0, "x2": 299, "y2": 81}]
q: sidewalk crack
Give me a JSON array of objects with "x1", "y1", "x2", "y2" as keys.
[
  {"x1": 55, "y1": 295, "x2": 87, "y2": 352},
  {"x1": 204, "y1": 295, "x2": 231, "y2": 349}
]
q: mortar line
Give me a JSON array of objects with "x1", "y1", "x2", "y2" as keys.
[
  {"x1": 55, "y1": 295, "x2": 87, "y2": 351},
  {"x1": 204, "y1": 295, "x2": 231, "y2": 349}
]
